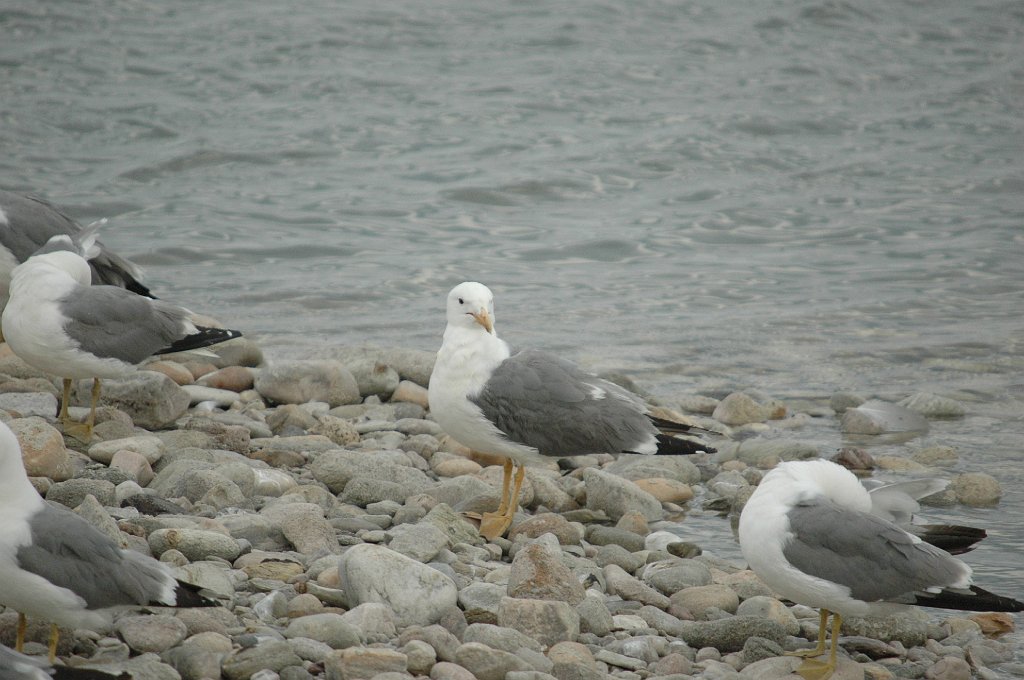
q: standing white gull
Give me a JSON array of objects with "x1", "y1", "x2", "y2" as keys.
[
  {"x1": 0, "y1": 190, "x2": 150, "y2": 310},
  {"x1": 739, "y1": 459, "x2": 1022, "y2": 680},
  {"x1": 0, "y1": 421, "x2": 217, "y2": 663},
  {"x1": 428, "y1": 281, "x2": 714, "y2": 539},
  {"x1": 1, "y1": 230, "x2": 240, "y2": 440}
]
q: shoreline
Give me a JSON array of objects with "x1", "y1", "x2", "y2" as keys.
[{"x1": 0, "y1": 337, "x2": 1018, "y2": 680}]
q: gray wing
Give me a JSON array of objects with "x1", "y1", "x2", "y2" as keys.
[
  {"x1": 0, "y1": 644, "x2": 51, "y2": 680},
  {"x1": 60, "y1": 285, "x2": 190, "y2": 363},
  {"x1": 783, "y1": 498, "x2": 968, "y2": 602},
  {"x1": 16, "y1": 502, "x2": 172, "y2": 609},
  {"x1": 470, "y1": 348, "x2": 656, "y2": 457},
  {"x1": 868, "y1": 479, "x2": 948, "y2": 524},
  {"x1": 0, "y1": 191, "x2": 148, "y2": 293}
]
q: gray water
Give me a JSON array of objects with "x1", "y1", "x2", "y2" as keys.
[{"x1": 3, "y1": 0, "x2": 1024, "y2": 649}]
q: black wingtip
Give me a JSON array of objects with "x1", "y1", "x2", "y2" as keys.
[
  {"x1": 653, "y1": 433, "x2": 715, "y2": 455},
  {"x1": 914, "y1": 585, "x2": 1024, "y2": 613},
  {"x1": 157, "y1": 327, "x2": 242, "y2": 355},
  {"x1": 913, "y1": 524, "x2": 988, "y2": 555},
  {"x1": 52, "y1": 668, "x2": 131, "y2": 680},
  {"x1": 170, "y1": 580, "x2": 221, "y2": 608}
]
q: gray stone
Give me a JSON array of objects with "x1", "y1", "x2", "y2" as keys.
[
  {"x1": 311, "y1": 449, "x2": 432, "y2": 495},
  {"x1": 712, "y1": 392, "x2": 773, "y2": 426},
  {"x1": 72, "y1": 654, "x2": 182, "y2": 680},
  {"x1": 583, "y1": 468, "x2": 662, "y2": 521},
  {"x1": 345, "y1": 359, "x2": 401, "y2": 399},
  {"x1": 455, "y1": 642, "x2": 533, "y2": 680},
  {"x1": 840, "y1": 399, "x2": 929, "y2": 434},
  {"x1": 0, "y1": 392, "x2": 58, "y2": 419},
  {"x1": 678, "y1": 616, "x2": 786, "y2": 653},
  {"x1": 261, "y1": 502, "x2": 340, "y2": 555},
  {"x1": 636, "y1": 605, "x2": 685, "y2": 637},
  {"x1": 77, "y1": 372, "x2": 189, "y2": 429},
  {"x1": 222, "y1": 640, "x2": 303, "y2": 680},
  {"x1": 338, "y1": 544, "x2": 458, "y2": 627},
  {"x1": 463, "y1": 623, "x2": 543, "y2": 653},
  {"x1": 592, "y1": 544, "x2": 644, "y2": 573},
  {"x1": 584, "y1": 525, "x2": 645, "y2": 552},
  {"x1": 642, "y1": 560, "x2": 713, "y2": 594},
  {"x1": 842, "y1": 610, "x2": 930, "y2": 647},
  {"x1": 899, "y1": 392, "x2": 966, "y2": 419},
  {"x1": 283, "y1": 613, "x2": 362, "y2": 649},
  {"x1": 670, "y1": 584, "x2": 739, "y2": 618},
  {"x1": 338, "y1": 602, "x2": 398, "y2": 642},
  {"x1": 399, "y1": 625, "x2": 461, "y2": 663},
  {"x1": 735, "y1": 596, "x2": 801, "y2": 635},
  {"x1": 116, "y1": 614, "x2": 188, "y2": 653},
  {"x1": 604, "y1": 564, "x2": 671, "y2": 609},
  {"x1": 508, "y1": 534, "x2": 586, "y2": 605},
  {"x1": 340, "y1": 478, "x2": 410, "y2": 506},
  {"x1": 324, "y1": 346, "x2": 436, "y2": 387},
  {"x1": 171, "y1": 562, "x2": 236, "y2": 599},
  {"x1": 149, "y1": 528, "x2": 241, "y2": 562},
  {"x1": 575, "y1": 593, "x2": 613, "y2": 637},
  {"x1": 74, "y1": 494, "x2": 124, "y2": 546},
  {"x1": 46, "y1": 478, "x2": 117, "y2": 508},
  {"x1": 323, "y1": 647, "x2": 408, "y2": 680},
  {"x1": 255, "y1": 360, "x2": 360, "y2": 407},
  {"x1": 950, "y1": 473, "x2": 1001, "y2": 506},
  {"x1": 497, "y1": 597, "x2": 580, "y2": 647}
]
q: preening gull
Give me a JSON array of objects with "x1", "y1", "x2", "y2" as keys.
[
  {"x1": 867, "y1": 477, "x2": 986, "y2": 554},
  {"x1": 1, "y1": 230, "x2": 241, "y2": 440},
  {"x1": 0, "y1": 190, "x2": 150, "y2": 310},
  {"x1": 739, "y1": 459, "x2": 1022, "y2": 680},
  {"x1": 428, "y1": 281, "x2": 714, "y2": 539},
  {"x1": 0, "y1": 643, "x2": 126, "y2": 680},
  {"x1": 0, "y1": 421, "x2": 217, "y2": 662}
]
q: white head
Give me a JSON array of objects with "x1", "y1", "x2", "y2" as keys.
[{"x1": 445, "y1": 281, "x2": 495, "y2": 335}]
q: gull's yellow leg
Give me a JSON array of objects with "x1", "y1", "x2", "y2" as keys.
[
  {"x1": 47, "y1": 623, "x2": 59, "y2": 663},
  {"x1": 797, "y1": 610, "x2": 842, "y2": 680},
  {"x1": 59, "y1": 378, "x2": 74, "y2": 425},
  {"x1": 494, "y1": 459, "x2": 514, "y2": 515},
  {"x1": 788, "y1": 609, "x2": 828, "y2": 658},
  {"x1": 59, "y1": 378, "x2": 97, "y2": 441},
  {"x1": 480, "y1": 462, "x2": 523, "y2": 540},
  {"x1": 15, "y1": 613, "x2": 26, "y2": 652}
]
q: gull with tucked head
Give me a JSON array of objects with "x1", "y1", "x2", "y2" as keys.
[
  {"x1": 428, "y1": 281, "x2": 714, "y2": 539},
  {"x1": 739, "y1": 459, "x2": 1022, "y2": 680}
]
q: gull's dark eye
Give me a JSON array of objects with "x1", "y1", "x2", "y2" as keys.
[{"x1": 458, "y1": 297, "x2": 464, "y2": 305}]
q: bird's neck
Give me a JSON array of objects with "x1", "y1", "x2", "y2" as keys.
[
  {"x1": 9, "y1": 258, "x2": 82, "y2": 299},
  {"x1": 435, "y1": 325, "x2": 510, "y2": 390}
]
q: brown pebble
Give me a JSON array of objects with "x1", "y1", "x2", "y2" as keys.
[
  {"x1": 144, "y1": 361, "x2": 195, "y2": 385},
  {"x1": 197, "y1": 365, "x2": 255, "y2": 392}
]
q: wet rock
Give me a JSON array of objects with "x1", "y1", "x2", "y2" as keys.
[
  {"x1": 712, "y1": 392, "x2": 774, "y2": 425},
  {"x1": 950, "y1": 473, "x2": 1001, "y2": 506},
  {"x1": 840, "y1": 399, "x2": 929, "y2": 434},
  {"x1": 899, "y1": 393, "x2": 966, "y2": 419}
]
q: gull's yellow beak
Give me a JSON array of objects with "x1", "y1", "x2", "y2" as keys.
[{"x1": 471, "y1": 309, "x2": 494, "y2": 334}]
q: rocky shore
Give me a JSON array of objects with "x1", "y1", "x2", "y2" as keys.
[{"x1": 0, "y1": 338, "x2": 1018, "y2": 680}]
